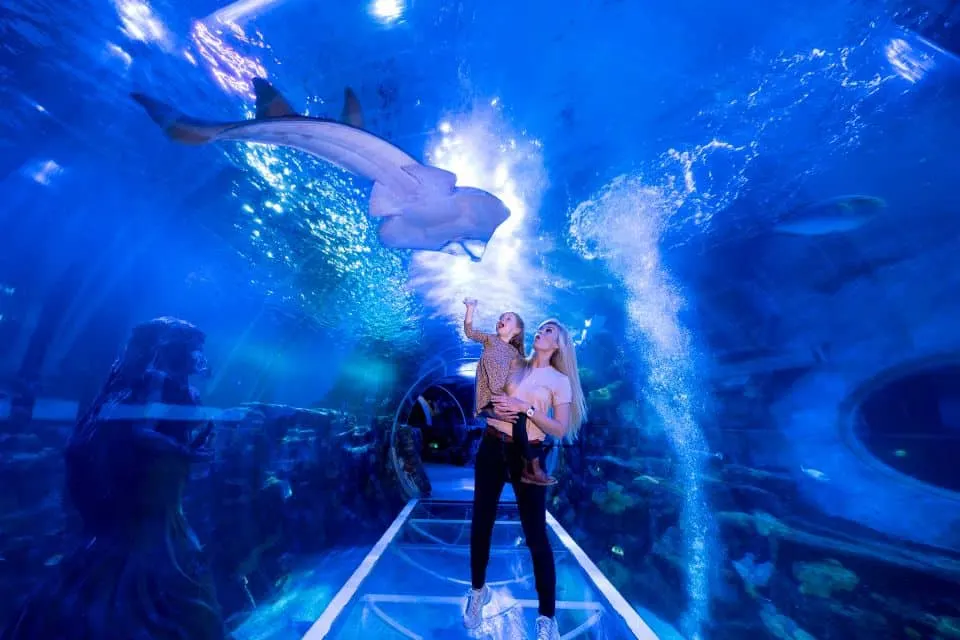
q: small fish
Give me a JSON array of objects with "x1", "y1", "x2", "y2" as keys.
[
  {"x1": 44, "y1": 554, "x2": 63, "y2": 566},
  {"x1": 800, "y1": 465, "x2": 829, "y2": 481},
  {"x1": 773, "y1": 195, "x2": 886, "y2": 236},
  {"x1": 131, "y1": 78, "x2": 511, "y2": 261}
]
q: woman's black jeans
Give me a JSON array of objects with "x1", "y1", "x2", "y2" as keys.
[{"x1": 469, "y1": 426, "x2": 556, "y2": 617}]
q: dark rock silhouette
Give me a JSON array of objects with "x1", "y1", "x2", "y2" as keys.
[{"x1": 1, "y1": 317, "x2": 224, "y2": 640}]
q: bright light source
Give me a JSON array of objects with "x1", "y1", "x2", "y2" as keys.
[
  {"x1": 370, "y1": 0, "x2": 404, "y2": 24},
  {"x1": 410, "y1": 103, "x2": 550, "y2": 330}
]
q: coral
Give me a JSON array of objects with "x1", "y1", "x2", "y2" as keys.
[
  {"x1": 587, "y1": 381, "x2": 622, "y2": 405},
  {"x1": 759, "y1": 602, "x2": 816, "y2": 640},
  {"x1": 936, "y1": 616, "x2": 960, "y2": 639},
  {"x1": 591, "y1": 481, "x2": 639, "y2": 515},
  {"x1": 597, "y1": 558, "x2": 631, "y2": 589},
  {"x1": 792, "y1": 558, "x2": 859, "y2": 598},
  {"x1": 732, "y1": 552, "x2": 774, "y2": 597},
  {"x1": 715, "y1": 510, "x2": 960, "y2": 581}
]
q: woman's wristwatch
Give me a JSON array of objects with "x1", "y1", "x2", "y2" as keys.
[{"x1": 526, "y1": 406, "x2": 536, "y2": 418}]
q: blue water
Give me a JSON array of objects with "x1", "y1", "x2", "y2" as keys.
[{"x1": 3, "y1": 0, "x2": 960, "y2": 638}]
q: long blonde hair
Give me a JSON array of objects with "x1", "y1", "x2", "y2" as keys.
[{"x1": 530, "y1": 319, "x2": 588, "y2": 440}]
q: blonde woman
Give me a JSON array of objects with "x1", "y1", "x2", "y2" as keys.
[{"x1": 462, "y1": 319, "x2": 587, "y2": 640}]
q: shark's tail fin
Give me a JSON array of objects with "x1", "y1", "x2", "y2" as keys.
[
  {"x1": 130, "y1": 92, "x2": 180, "y2": 130},
  {"x1": 130, "y1": 92, "x2": 231, "y2": 145}
]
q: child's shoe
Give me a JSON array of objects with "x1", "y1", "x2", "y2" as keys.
[{"x1": 521, "y1": 458, "x2": 557, "y2": 486}]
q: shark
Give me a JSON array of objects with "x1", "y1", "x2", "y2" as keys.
[
  {"x1": 131, "y1": 78, "x2": 511, "y2": 261},
  {"x1": 772, "y1": 194, "x2": 886, "y2": 236}
]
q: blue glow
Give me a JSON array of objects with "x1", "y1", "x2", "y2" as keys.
[{"x1": 2, "y1": 2, "x2": 956, "y2": 639}]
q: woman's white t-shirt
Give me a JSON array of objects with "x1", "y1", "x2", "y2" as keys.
[{"x1": 488, "y1": 365, "x2": 572, "y2": 441}]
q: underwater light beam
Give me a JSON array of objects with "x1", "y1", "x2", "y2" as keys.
[
  {"x1": 113, "y1": 0, "x2": 170, "y2": 49},
  {"x1": 204, "y1": 0, "x2": 288, "y2": 26},
  {"x1": 408, "y1": 103, "x2": 550, "y2": 328},
  {"x1": 885, "y1": 36, "x2": 937, "y2": 83},
  {"x1": 189, "y1": 21, "x2": 268, "y2": 99}
]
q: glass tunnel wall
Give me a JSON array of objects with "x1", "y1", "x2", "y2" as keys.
[{"x1": 2, "y1": 0, "x2": 960, "y2": 638}]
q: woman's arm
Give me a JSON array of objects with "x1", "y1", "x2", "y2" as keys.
[
  {"x1": 462, "y1": 298, "x2": 489, "y2": 343},
  {"x1": 489, "y1": 396, "x2": 570, "y2": 439},
  {"x1": 530, "y1": 402, "x2": 570, "y2": 439}
]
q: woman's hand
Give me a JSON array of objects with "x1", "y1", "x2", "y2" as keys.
[
  {"x1": 463, "y1": 298, "x2": 478, "y2": 308},
  {"x1": 490, "y1": 395, "x2": 528, "y2": 418}
]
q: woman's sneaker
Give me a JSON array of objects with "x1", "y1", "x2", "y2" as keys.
[
  {"x1": 462, "y1": 585, "x2": 491, "y2": 629},
  {"x1": 536, "y1": 615, "x2": 560, "y2": 640}
]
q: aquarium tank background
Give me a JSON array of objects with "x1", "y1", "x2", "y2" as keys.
[{"x1": 2, "y1": 0, "x2": 960, "y2": 638}]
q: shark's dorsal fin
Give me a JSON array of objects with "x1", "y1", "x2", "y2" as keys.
[
  {"x1": 252, "y1": 77, "x2": 296, "y2": 119},
  {"x1": 341, "y1": 88, "x2": 364, "y2": 128}
]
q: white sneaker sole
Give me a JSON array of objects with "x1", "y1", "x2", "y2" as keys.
[{"x1": 462, "y1": 589, "x2": 492, "y2": 629}]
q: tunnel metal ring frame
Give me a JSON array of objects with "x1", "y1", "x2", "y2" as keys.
[
  {"x1": 837, "y1": 351, "x2": 960, "y2": 503},
  {"x1": 390, "y1": 347, "x2": 478, "y2": 498}
]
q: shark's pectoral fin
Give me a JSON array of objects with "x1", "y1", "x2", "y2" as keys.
[
  {"x1": 131, "y1": 93, "x2": 232, "y2": 145},
  {"x1": 440, "y1": 240, "x2": 487, "y2": 262},
  {"x1": 369, "y1": 181, "x2": 404, "y2": 217},
  {"x1": 252, "y1": 77, "x2": 297, "y2": 118},
  {"x1": 401, "y1": 164, "x2": 457, "y2": 192},
  {"x1": 460, "y1": 240, "x2": 487, "y2": 261},
  {"x1": 341, "y1": 88, "x2": 364, "y2": 128}
]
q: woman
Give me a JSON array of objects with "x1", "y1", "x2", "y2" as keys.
[{"x1": 462, "y1": 318, "x2": 587, "y2": 640}]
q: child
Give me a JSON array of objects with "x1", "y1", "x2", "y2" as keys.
[{"x1": 463, "y1": 298, "x2": 555, "y2": 485}]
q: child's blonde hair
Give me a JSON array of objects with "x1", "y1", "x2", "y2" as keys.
[{"x1": 505, "y1": 311, "x2": 525, "y2": 356}]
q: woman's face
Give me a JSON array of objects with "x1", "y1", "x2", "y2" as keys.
[{"x1": 533, "y1": 322, "x2": 561, "y2": 352}]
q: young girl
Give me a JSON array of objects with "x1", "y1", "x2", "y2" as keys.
[{"x1": 463, "y1": 298, "x2": 555, "y2": 485}]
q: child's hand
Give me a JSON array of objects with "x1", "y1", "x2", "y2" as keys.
[{"x1": 463, "y1": 298, "x2": 478, "y2": 307}]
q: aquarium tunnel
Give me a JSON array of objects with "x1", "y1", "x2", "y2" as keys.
[{"x1": 2, "y1": 0, "x2": 960, "y2": 638}]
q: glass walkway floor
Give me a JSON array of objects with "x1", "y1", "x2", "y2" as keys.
[{"x1": 301, "y1": 499, "x2": 659, "y2": 639}]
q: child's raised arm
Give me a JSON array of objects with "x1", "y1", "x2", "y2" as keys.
[{"x1": 463, "y1": 298, "x2": 491, "y2": 344}]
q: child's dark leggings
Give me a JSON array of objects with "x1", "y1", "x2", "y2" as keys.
[{"x1": 512, "y1": 413, "x2": 535, "y2": 462}]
